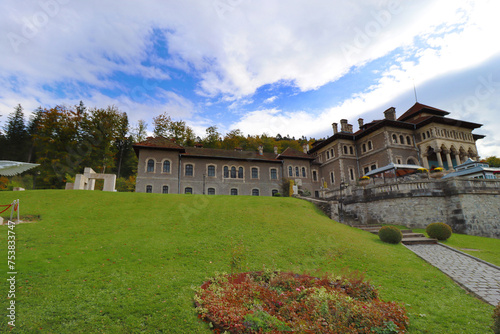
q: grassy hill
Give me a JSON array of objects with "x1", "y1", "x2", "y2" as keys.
[{"x1": 0, "y1": 190, "x2": 496, "y2": 333}]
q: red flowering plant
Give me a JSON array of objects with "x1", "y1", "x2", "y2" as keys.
[{"x1": 194, "y1": 270, "x2": 409, "y2": 333}]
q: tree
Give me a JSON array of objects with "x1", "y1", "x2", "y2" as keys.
[
  {"x1": 132, "y1": 120, "x2": 148, "y2": 143},
  {"x1": 152, "y1": 112, "x2": 196, "y2": 146},
  {"x1": 484, "y1": 156, "x2": 500, "y2": 167},
  {"x1": 2, "y1": 104, "x2": 29, "y2": 161}
]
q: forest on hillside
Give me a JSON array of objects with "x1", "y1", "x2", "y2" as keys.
[{"x1": 0, "y1": 102, "x2": 315, "y2": 191}]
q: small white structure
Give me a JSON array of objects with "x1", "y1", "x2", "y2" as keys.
[
  {"x1": 70, "y1": 167, "x2": 116, "y2": 192},
  {"x1": 443, "y1": 158, "x2": 500, "y2": 179}
]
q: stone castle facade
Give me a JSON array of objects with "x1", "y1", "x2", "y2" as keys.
[{"x1": 133, "y1": 102, "x2": 485, "y2": 196}]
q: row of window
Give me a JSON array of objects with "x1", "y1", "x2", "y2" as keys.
[
  {"x1": 145, "y1": 185, "x2": 279, "y2": 196},
  {"x1": 287, "y1": 166, "x2": 307, "y2": 178},
  {"x1": 392, "y1": 134, "x2": 413, "y2": 146},
  {"x1": 422, "y1": 128, "x2": 472, "y2": 142},
  {"x1": 146, "y1": 159, "x2": 278, "y2": 180}
]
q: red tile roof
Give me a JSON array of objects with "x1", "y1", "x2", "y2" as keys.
[
  {"x1": 398, "y1": 102, "x2": 449, "y2": 122},
  {"x1": 278, "y1": 147, "x2": 314, "y2": 160},
  {"x1": 134, "y1": 136, "x2": 185, "y2": 150}
]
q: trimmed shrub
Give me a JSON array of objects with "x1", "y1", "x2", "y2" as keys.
[
  {"x1": 426, "y1": 222, "x2": 452, "y2": 240},
  {"x1": 273, "y1": 192, "x2": 281, "y2": 197},
  {"x1": 493, "y1": 302, "x2": 500, "y2": 334},
  {"x1": 378, "y1": 226, "x2": 403, "y2": 244}
]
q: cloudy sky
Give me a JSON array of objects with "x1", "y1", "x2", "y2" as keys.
[{"x1": 1, "y1": 0, "x2": 499, "y2": 156}]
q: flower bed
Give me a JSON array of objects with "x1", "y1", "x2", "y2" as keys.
[{"x1": 194, "y1": 271, "x2": 409, "y2": 333}]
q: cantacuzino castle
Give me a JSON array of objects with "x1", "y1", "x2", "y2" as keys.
[{"x1": 133, "y1": 102, "x2": 484, "y2": 196}]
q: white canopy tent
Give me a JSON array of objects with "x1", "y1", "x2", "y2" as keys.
[{"x1": 0, "y1": 160, "x2": 40, "y2": 176}]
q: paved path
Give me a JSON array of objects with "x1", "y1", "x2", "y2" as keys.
[{"x1": 405, "y1": 244, "x2": 500, "y2": 306}]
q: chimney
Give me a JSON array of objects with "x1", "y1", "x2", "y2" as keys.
[
  {"x1": 332, "y1": 122, "x2": 338, "y2": 134},
  {"x1": 384, "y1": 107, "x2": 396, "y2": 121},
  {"x1": 258, "y1": 145, "x2": 263, "y2": 155},
  {"x1": 302, "y1": 144, "x2": 309, "y2": 154},
  {"x1": 358, "y1": 118, "x2": 364, "y2": 128},
  {"x1": 340, "y1": 119, "x2": 348, "y2": 132},
  {"x1": 274, "y1": 146, "x2": 278, "y2": 154},
  {"x1": 347, "y1": 124, "x2": 353, "y2": 133}
]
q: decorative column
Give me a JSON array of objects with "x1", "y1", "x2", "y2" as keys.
[
  {"x1": 444, "y1": 149, "x2": 453, "y2": 170},
  {"x1": 421, "y1": 152, "x2": 429, "y2": 169},
  {"x1": 454, "y1": 152, "x2": 461, "y2": 167},
  {"x1": 435, "y1": 149, "x2": 444, "y2": 168}
]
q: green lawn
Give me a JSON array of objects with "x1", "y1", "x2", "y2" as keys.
[{"x1": 0, "y1": 190, "x2": 496, "y2": 333}]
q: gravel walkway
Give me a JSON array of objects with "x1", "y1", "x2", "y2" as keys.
[{"x1": 404, "y1": 244, "x2": 500, "y2": 306}]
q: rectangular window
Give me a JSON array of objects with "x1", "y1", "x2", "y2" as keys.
[
  {"x1": 312, "y1": 170, "x2": 318, "y2": 182},
  {"x1": 330, "y1": 172, "x2": 335, "y2": 184},
  {"x1": 364, "y1": 167, "x2": 369, "y2": 175},
  {"x1": 208, "y1": 165, "x2": 215, "y2": 177},
  {"x1": 295, "y1": 167, "x2": 299, "y2": 177},
  {"x1": 146, "y1": 185, "x2": 152, "y2": 193},
  {"x1": 162, "y1": 185, "x2": 168, "y2": 194},
  {"x1": 288, "y1": 166, "x2": 293, "y2": 177},
  {"x1": 208, "y1": 188, "x2": 215, "y2": 195},
  {"x1": 349, "y1": 168, "x2": 355, "y2": 181},
  {"x1": 230, "y1": 188, "x2": 238, "y2": 196},
  {"x1": 270, "y1": 168, "x2": 277, "y2": 180},
  {"x1": 185, "y1": 187, "x2": 192, "y2": 194},
  {"x1": 301, "y1": 167, "x2": 306, "y2": 177},
  {"x1": 371, "y1": 164, "x2": 377, "y2": 171},
  {"x1": 185, "y1": 164, "x2": 193, "y2": 176},
  {"x1": 252, "y1": 189, "x2": 259, "y2": 196},
  {"x1": 326, "y1": 151, "x2": 330, "y2": 159},
  {"x1": 251, "y1": 167, "x2": 259, "y2": 179},
  {"x1": 163, "y1": 160, "x2": 170, "y2": 173}
]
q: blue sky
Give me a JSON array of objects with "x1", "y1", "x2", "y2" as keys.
[{"x1": 1, "y1": 0, "x2": 499, "y2": 157}]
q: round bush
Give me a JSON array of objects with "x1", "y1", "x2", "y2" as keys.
[
  {"x1": 378, "y1": 226, "x2": 403, "y2": 244},
  {"x1": 426, "y1": 222, "x2": 452, "y2": 240}
]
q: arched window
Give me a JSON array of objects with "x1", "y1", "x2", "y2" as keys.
[
  {"x1": 392, "y1": 134, "x2": 398, "y2": 143},
  {"x1": 251, "y1": 167, "x2": 258, "y2": 179},
  {"x1": 349, "y1": 146, "x2": 354, "y2": 155},
  {"x1": 426, "y1": 130, "x2": 430, "y2": 138},
  {"x1": 147, "y1": 159, "x2": 155, "y2": 172},
  {"x1": 330, "y1": 172, "x2": 335, "y2": 184},
  {"x1": 231, "y1": 166, "x2": 236, "y2": 178},
  {"x1": 362, "y1": 143, "x2": 366, "y2": 153},
  {"x1": 368, "y1": 141, "x2": 372, "y2": 150},
  {"x1": 230, "y1": 188, "x2": 238, "y2": 195},
  {"x1": 185, "y1": 187, "x2": 192, "y2": 194},
  {"x1": 407, "y1": 158, "x2": 417, "y2": 165},
  {"x1": 207, "y1": 188, "x2": 215, "y2": 195},
  {"x1": 406, "y1": 136, "x2": 411, "y2": 145},
  {"x1": 312, "y1": 170, "x2": 318, "y2": 181},
  {"x1": 185, "y1": 164, "x2": 193, "y2": 176},
  {"x1": 238, "y1": 167, "x2": 244, "y2": 179},
  {"x1": 272, "y1": 189, "x2": 279, "y2": 196},
  {"x1": 163, "y1": 160, "x2": 170, "y2": 173},
  {"x1": 252, "y1": 189, "x2": 259, "y2": 196},
  {"x1": 270, "y1": 168, "x2": 277, "y2": 180},
  {"x1": 326, "y1": 151, "x2": 330, "y2": 159},
  {"x1": 146, "y1": 185, "x2": 152, "y2": 193},
  {"x1": 400, "y1": 135, "x2": 404, "y2": 144},
  {"x1": 301, "y1": 167, "x2": 306, "y2": 177},
  {"x1": 162, "y1": 185, "x2": 168, "y2": 194},
  {"x1": 422, "y1": 132, "x2": 426, "y2": 140},
  {"x1": 288, "y1": 166, "x2": 293, "y2": 177},
  {"x1": 295, "y1": 167, "x2": 299, "y2": 177},
  {"x1": 343, "y1": 146, "x2": 348, "y2": 154},
  {"x1": 330, "y1": 149, "x2": 334, "y2": 158},
  {"x1": 207, "y1": 165, "x2": 215, "y2": 177}
]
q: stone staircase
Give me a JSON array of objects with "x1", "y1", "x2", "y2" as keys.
[{"x1": 352, "y1": 225, "x2": 437, "y2": 245}]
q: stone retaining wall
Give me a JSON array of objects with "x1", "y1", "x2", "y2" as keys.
[{"x1": 324, "y1": 178, "x2": 500, "y2": 238}]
